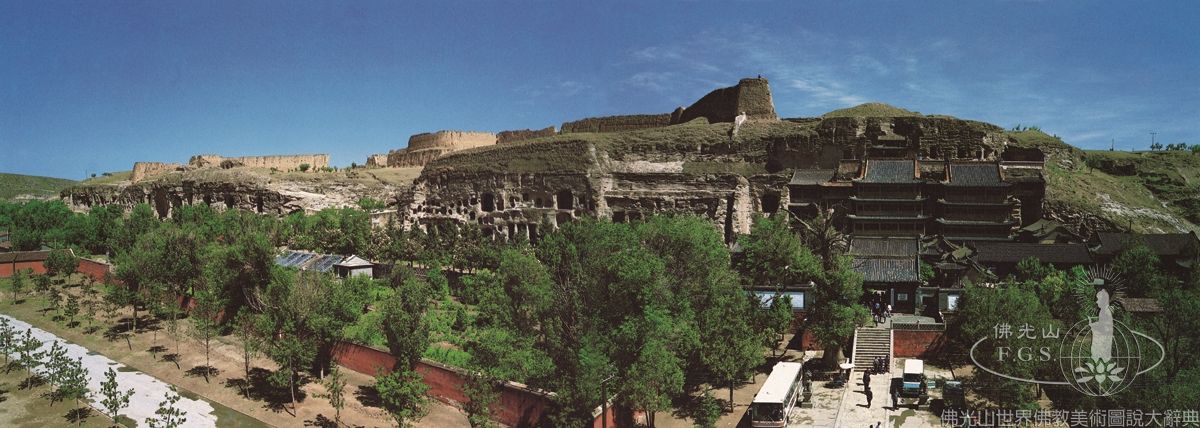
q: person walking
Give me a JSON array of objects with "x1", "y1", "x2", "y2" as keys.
[
  {"x1": 890, "y1": 380, "x2": 899, "y2": 409},
  {"x1": 865, "y1": 387, "x2": 874, "y2": 408},
  {"x1": 863, "y1": 370, "x2": 871, "y2": 389}
]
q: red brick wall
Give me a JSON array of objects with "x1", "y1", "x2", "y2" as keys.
[
  {"x1": 330, "y1": 341, "x2": 557, "y2": 427},
  {"x1": 893, "y1": 330, "x2": 946, "y2": 358},
  {"x1": 1, "y1": 258, "x2": 111, "y2": 282},
  {"x1": 0, "y1": 261, "x2": 46, "y2": 277},
  {"x1": 76, "y1": 259, "x2": 113, "y2": 283}
]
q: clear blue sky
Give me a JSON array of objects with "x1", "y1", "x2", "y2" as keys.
[{"x1": 2, "y1": 1, "x2": 1197, "y2": 179}]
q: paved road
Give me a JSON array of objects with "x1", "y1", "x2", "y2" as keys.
[{"x1": 2, "y1": 314, "x2": 219, "y2": 428}]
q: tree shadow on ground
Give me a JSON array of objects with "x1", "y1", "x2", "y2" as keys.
[
  {"x1": 162, "y1": 353, "x2": 182, "y2": 370},
  {"x1": 148, "y1": 345, "x2": 168, "y2": 360},
  {"x1": 66, "y1": 320, "x2": 81, "y2": 329},
  {"x1": 0, "y1": 385, "x2": 9, "y2": 403},
  {"x1": 354, "y1": 384, "x2": 382, "y2": 408},
  {"x1": 222, "y1": 367, "x2": 307, "y2": 412},
  {"x1": 305, "y1": 414, "x2": 364, "y2": 428},
  {"x1": 186, "y1": 365, "x2": 220, "y2": 383},
  {"x1": 18, "y1": 375, "x2": 45, "y2": 390},
  {"x1": 82, "y1": 325, "x2": 102, "y2": 335},
  {"x1": 65, "y1": 407, "x2": 92, "y2": 425}
]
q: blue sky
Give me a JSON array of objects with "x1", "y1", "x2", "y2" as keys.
[{"x1": 2, "y1": 1, "x2": 1197, "y2": 179}]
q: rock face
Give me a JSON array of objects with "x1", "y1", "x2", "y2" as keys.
[
  {"x1": 63, "y1": 167, "x2": 407, "y2": 218},
  {"x1": 131, "y1": 162, "x2": 183, "y2": 183},
  {"x1": 366, "y1": 154, "x2": 389, "y2": 167},
  {"x1": 385, "y1": 131, "x2": 498, "y2": 167},
  {"x1": 398, "y1": 78, "x2": 1046, "y2": 242}
]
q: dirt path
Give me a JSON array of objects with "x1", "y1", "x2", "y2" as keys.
[{"x1": 2, "y1": 313, "x2": 218, "y2": 427}]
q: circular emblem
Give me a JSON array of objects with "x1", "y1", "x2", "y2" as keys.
[{"x1": 1057, "y1": 317, "x2": 1142, "y2": 396}]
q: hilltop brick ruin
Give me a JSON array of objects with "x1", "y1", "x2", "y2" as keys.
[{"x1": 187, "y1": 154, "x2": 329, "y2": 170}]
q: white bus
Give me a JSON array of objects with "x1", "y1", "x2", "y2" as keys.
[{"x1": 749, "y1": 361, "x2": 804, "y2": 428}]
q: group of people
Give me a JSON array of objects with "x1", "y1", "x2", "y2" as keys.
[
  {"x1": 871, "y1": 301, "x2": 892, "y2": 326},
  {"x1": 862, "y1": 370, "x2": 902, "y2": 410}
]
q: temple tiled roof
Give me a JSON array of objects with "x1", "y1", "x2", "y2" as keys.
[
  {"x1": 789, "y1": 169, "x2": 835, "y2": 185},
  {"x1": 1092, "y1": 232, "x2": 1199, "y2": 257},
  {"x1": 972, "y1": 242, "x2": 1093, "y2": 264},
  {"x1": 853, "y1": 257, "x2": 920, "y2": 283},
  {"x1": 947, "y1": 163, "x2": 1006, "y2": 187},
  {"x1": 858, "y1": 159, "x2": 921, "y2": 184},
  {"x1": 850, "y1": 237, "x2": 919, "y2": 257}
]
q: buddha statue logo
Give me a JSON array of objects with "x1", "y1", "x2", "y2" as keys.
[
  {"x1": 1057, "y1": 288, "x2": 1149, "y2": 396},
  {"x1": 970, "y1": 266, "x2": 1164, "y2": 397}
]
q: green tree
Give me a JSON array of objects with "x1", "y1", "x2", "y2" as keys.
[
  {"x1": 146, "y1": 388, "x2": 187, "y2": 428},
  {"x1": 45, "y1": 248, "x2": 79, "y2": 279},
  {"x1": 99, "y1": 367, "x2": 134, "y2": 423},
  {"x1": 299, "y1": 163, "x2": 311, "y2": 172},
  {"x1": 33, "y1": 273, "x2": 52, "y2": 298},
  {"x1": 956, "y1": 282, "x2": 1057, "y2": 408},
  {"x1": 63, "y1": 294, "x2": 80, "y2": 326},
  {"x1": 43, "y1": 340, "x2": 70, "y2": 403},
  {"x1": 461, "y1": 371, "x2": 500, "y2": 428},
  {"x1": 381, "y1": 276, "x2": 432, "y2": 368},
  {"x1": 0, "y1": 318, "x2": 14, "y2": 366},
  {"x1": 320, "y1": 365, "x2": 348, "y2": 425},
  {"x1": 736, "y1": 215, "x2": 822, "y2": 289},
  {"x1": 1112, "y1": 242, "x2": 1169, "y2": 296},
  {"x1": 761, "y1": 293, "x2": 794, "y2": 356},
  {"x1": 15, "y1": 328, "x2": 43, "y2": 376},
  {"x1": 232, "y1": 308, "x2": 263, "y2": 397},
  {"x1": 56, "y1": 357, "x2": 90, "y2": 412},
  {"x1": 10, "y1": 268, "x2": 27, "y2": 302},
  {"x1": 190, "y1": 281, "x2": 227, "y2": 382},
  {"x1": 375, "y1": 367, "x2": 429, "y2": 428},
  {"x1": 806, "y1": 255, "x2": 870, "y2": 365},
  {"x1": 256, "y1": 268, "x2": 318, "y2": 416},
  {"x1": 693, "y1": 390, "x2": 721, "y2": 428}
]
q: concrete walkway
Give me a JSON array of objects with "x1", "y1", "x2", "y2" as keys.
[
  {"x1": 831, "y1": 358, "x2": 943, "y2": 428},
  {"x1": 2, "y1": 314, "x2": 219, "y2": 428}
]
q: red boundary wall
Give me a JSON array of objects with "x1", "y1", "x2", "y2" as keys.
[
  {"x1": 331, "y1": 341, "x2": 561, "y2": 428},
  {"x1": 892, "y1": 330, "x2": 946, "y2": 358},
  {"x1": 1, "y1": 256, "x2": 112, "y2": 282},
  {"x1": 0, "y1": 260, "x2": 46, "y2": 277}
]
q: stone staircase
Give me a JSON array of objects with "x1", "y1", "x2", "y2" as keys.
[{"x1": 851, "y1": 327, "x2": 892, "y2": 369}]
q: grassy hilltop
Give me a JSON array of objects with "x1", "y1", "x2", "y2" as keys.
[{"x1": 0, "y1": 172, "x2": 77, "y2": 201}]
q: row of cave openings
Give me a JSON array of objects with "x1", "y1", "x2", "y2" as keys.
[
  {"x1": 479, "y1": 189, "x2": 586, "y2": 213},
  {"x1": 152, "y1": 191, "x2": 267, "y2": 218}
]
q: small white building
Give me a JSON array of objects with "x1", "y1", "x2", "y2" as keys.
[{"x1": 334, "y1": 255, "x2": 375, "y2": 278}]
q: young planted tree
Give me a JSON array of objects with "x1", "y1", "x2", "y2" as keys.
[
  {"x1": 190, "y1": 281, "x2": 227, "y2": 382},
  {"x1": 232, "y1": 308, "x2": 263, "y2": 397},
  {"x1": 43, "y1": 340, "x2": 70, "y2": 404},
  {"x1": 146, "y1": 388, "x2": 187, "y2": 428},
  {"x1": 64, "y1": 294, "x2": 80, "y2": 326},
  {"x1": 34, "y1": 274, "x2": 52, "y2": 299},
  {"x1": 321, "y1": 365, "x2": 348, "y2": 425},
  {"x1": 0, "y1": 318, "x2": 14, "y2": 366},
  {"x1": 256, "y1": 268, "x2": 317, "y2": 416},
  {"x1": 47, "y1": 285, "x2": 63, "y2": 316},
  {"x1": 15, "y1": 328, "x2": 43, "y2": 376},
  {"x1": 375, "y1": 367, "x2": 429, "y2": 428},
  {"x1": 99, "y1": 367, "x2": 134, "y2": 424},
  {"x1": 56, "y1": 357, "x2": 90, "y2": 410},
  {"x1": 10, "y1": 268, "x2": 26, "y2": 302}
]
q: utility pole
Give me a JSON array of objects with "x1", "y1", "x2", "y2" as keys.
[{"x1": 1110, "y1": 138, "x2": 1115, "y2": 151}]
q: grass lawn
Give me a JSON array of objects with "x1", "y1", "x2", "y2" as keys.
[{"x1": 0, "y1": 364, "x2": 118, "y2": 428}]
